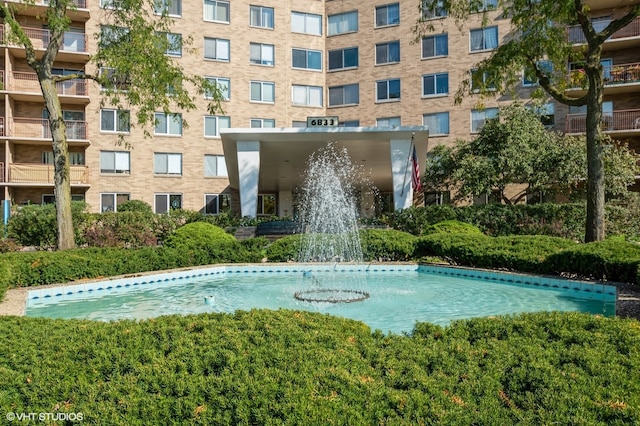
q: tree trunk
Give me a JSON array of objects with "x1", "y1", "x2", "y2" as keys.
[
  {"x1": 40, "y1": 77, "x2": 76, "y2": 250},
  {"x1": 584, "y1": 63, "x2": 606, "y2": 242}
]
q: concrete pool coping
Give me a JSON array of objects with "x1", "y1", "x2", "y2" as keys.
[{"x1": 0, "y1": 263, "x2": 623, "y2": 318}]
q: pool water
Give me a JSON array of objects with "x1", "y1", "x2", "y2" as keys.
[{"x1": 26, "y1": 268, "x2": 615, "y2": 334}]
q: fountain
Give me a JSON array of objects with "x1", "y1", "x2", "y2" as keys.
[{"x1": 293, "y1": 142, "x2": 371, "y2": 303}]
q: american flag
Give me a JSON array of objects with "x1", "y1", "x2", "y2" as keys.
[{"x1": 411, "y1": 145, "x2": 422, "y2": 192}]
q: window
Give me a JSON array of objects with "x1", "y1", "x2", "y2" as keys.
[
  {"x1": 250, "y1": 5, "x2": 274, "y2": 29},
  {"x1": 155, "y1": 194, "x2": 182, "y2": 213},
  {"x1": 292, "y1": 85, "x2": 323, "y2": 107},
  {"x1": 99, "y1": 67, "x2": 131, "y2": 91},
  {"x1": 250, "y1": 43, "x2": 274, "y2": 66},
  {"x1": 471, "y1": 107, "x2": 499, "y2": 133},
  {"x1": 204, "y1": 37, "x2": 230, "y2": 61},
  {"x1": 100, "y1": 109, "x2": 130, "y2": 133},
  {"x1": 204, "y1": 194, "x2": 231, "y2": 214},
  {"x1": 43, "y1": 151, "x2": 84, "y2": 165},
  {"x1": 250, "y1": 118, "x2": 275, "y2": 128},
  {"x1": 203, "y1": 0, "x2": 229, "y2": 23},
  {"x1": 204, "y1": 115, "x2": 230, "y2": 137},
  {"x1": 328, "y1": 11, "x2": 358, "y2": 36},
  {"x1": 377, "y1": 117, "x2": 401, "y2": 128},
  {"x1": 292, "y1": 121, "x2": 306, "y2": 128},
  {"x1": 257, "y1": 194, "x2": 276, "y2": 216},
  {"x1": 292, "y1": 48, "x2": 322, "y2": 71},
  {"x1": 328, "y1": 47, "x2": 358, "y2": 70},
  {"x1": 422, "y1": 34, "x2": 448, "y2": 58},
  {"x1": 425, "y1": 191, "x2": 450, "y2": 206},
  {"x1": 329, "y1": 84, "x2": 359, "y2": 106},
  {"x1": 99, "y1": 25, "x2": 129, "y2": 48},
  {"x1": 205, "y1": 77, "x2": 230, "y2": 100},
  {"x1": 523, "y1": 60, "x2": 553, "y2": 87},
  {"x1": 422, "y1": 73, "x2": 448, "y2": 97},
  {"x1": 43, "y1": 194, "x2": 84, "y2": 204},
  {"x1": 422, "y1": 0, "x2": 447, "y2": 19},
  {"x1": 376, "y1": 3, "x2": 399, "y2": 27},
  {"x1": 154, "y1": 153, "x2": 182, "y2": 175},
  {"x1": 470, "y1": 26, "x2": 498, "y2": 51},
  {"x1": 376, "y1": 78, "x2": 401, "y2": 101},
  {"x1": 154, "y1": 112, "x2": 182, "y2": 135},
  {"x1": 291, "y1": 11, "x2": 322, "y2": 35},
  {"x1": 101, "y1": 193, "x2": 130, "y2": 212},
  {"x1": 339, "y1": 120, "x2": 360, "y2": 127},
  {"x1": 154, "y1": 0, "x2": 181, "y2": 16},
  {"x1": 472, "y1": 0, "x2": 497, "y2": 12},
  {"x1": 376, "y1": 41, "x2": 400, "y2": 64},
  {"x1": 534, "y1": 103, "x2": 555, "y2": 126},
  {"x1": 423, "y1": 112, "x2": 450, "y2": 135},
  {"x1": 160, "y1": 32, "x2": 182, "y2": 56},
  {"x1": 100, "y1": 151, "x2": 130, "y2": 174},
  {"x1": 204, "y1": 154, "x2": 228, "y2": 177},
  {"x1": 470, "y1": 69, "x2": 495, "y2": 92},
  {"x1": 100, "y1": 0, "x2": 124, "y2": 9},
  {"x1": 250, "y1": 81, "x2": 275, "y2": 103}
]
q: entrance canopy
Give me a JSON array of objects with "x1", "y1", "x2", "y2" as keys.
[{"x1": 220, "y1": 126, "x2": 429, "y2": 217}]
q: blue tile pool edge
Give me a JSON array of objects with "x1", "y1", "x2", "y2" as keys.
[{"x1": 26, "y1": 263, "x2": 617, "y2": 306}]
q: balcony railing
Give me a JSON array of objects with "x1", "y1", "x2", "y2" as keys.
[
  {"x1": 8, "y1": 163, "x2": 89, "y2": 184},
  {"x1": 3, "y1": 26, "x2": 87, "y2": 53},
  {"x1": 11, "y1": 118, "x2": 87, "y2": 140},
  {"x1": 568, "y1": 17, "x2": 640, "y2": 44},
  {"x1": 7, "y1": 0, "x2": 87, "y2": 8},
  {"x1": 11, "y1": 71, "x2": 88, "y2": 96},
  {"x1": 568, "y1": 62, "x2": 640, "y2": 89},
  {"x1": 0, "y1": 162, "x2": 4, "y2": 182},
  {"x1": 565, "y1": 109, "x2": 640, "y2": 133},
  {"x1": 0, "y1": 117, "x2": 4, "y2": 137}
]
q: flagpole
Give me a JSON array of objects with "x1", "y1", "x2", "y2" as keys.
[{"x1": 400, "y1": 133, "x2": 415, "y2": 197}]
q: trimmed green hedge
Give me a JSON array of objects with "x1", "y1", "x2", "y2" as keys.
[
  {"x1": 0, "y1": 310, "x2": 639, "y2": 424},
  {"x1": 359, "y1": 228, "x2": 416, "y2": 261}
]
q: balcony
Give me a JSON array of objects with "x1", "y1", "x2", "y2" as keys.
[
  {"x1": 565, "y1": 109, "x2": 640, "y2": 135},
  {"x1": 4, "y1": 0, "x2": 89, "y2": 21},
  {"x1": 4, "y1": 163, "x2": 89, "y2": 185},
  {"x1": 567, "y1": 62, "x2": 640, "y2": 95},
  {"x1": 568, "y1": 17, "x2": 640, "y2": 46},
  {"x1": 9, "y1": 118, "x2": 87, "y2": 142},
  {"x1": 6, "y1": 71, "x2": 89, "y2": 103},
  {"x1": 3, "y1": 25, "x2": 89, "y2": 62}
]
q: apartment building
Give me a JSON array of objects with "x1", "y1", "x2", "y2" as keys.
[{"x1": 1, "y1": 0, "x2": 638, "y2": 219}]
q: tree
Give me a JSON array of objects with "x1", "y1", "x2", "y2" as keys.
[
  {"x1": 415, "y1": 0, "x2": 640, "y2": 241},
  {"x1": 423, "y1": 104, "x2": 638, "y2": 204},
  {"x1": 0, "y1": 0, "x2": 223, "y2": 250}
]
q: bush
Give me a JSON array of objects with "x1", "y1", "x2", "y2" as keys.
[
  {"x1": 7, "y1": 201, "x2": 88, "y2": 248},
  {"x1": 82, "y1": 212, "x2": 158, "y2": 248},
  {"x1": 543, "y1": 239, "x2": 640, "y2": 283},
  {"x1": 163, "y1": 222, "x2": 236, "y2": 251},
  {"x1": 116, "y1": 199, "x2": 153, "y2": 214},
  {"x1": 359, "y1": 228, "x2": 417, "y2": 261},
  {"x1": 0, "y1": 238, "x2": 20, "y2": 253},
  {"x1": 423, "y1": 220, "x2": 483, "y2": 235},
  {"x1": 265, "y1": 235, "x2": 302, "y2": 262}
]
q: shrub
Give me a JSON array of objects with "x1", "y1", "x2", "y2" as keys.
[
  {"x1": 7, "y1": 201, "x2": 88, "y2": 248},
  {"x1": 82, "y1": 212, "x2": 158, "y2": 248},
  {"x1": 359, "y1": 228, "x2": 416, "y2": 261},
  {"x1": 116, "y1": 199, "x2": 153, "y2": 214},
  {"x1": 163, "y1": 222, "x2": 236, "y2": 251},
  {"x1": 543, "y1": 239, "x2": 640, "y2": 284},
  {"x1": 265, "y1": 235, "x2": 302, "y2": 262},
  {"x1": 423, "y1": 220, "x2": 483, "y2": 235},
  {"x1": 0, "y1": 238, "x2": 20, "y2": 253},
  {"x1": 239, "y1": 237, "x2": 270, "y2": 260}
]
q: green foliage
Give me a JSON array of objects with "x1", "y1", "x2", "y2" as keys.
[
  {"x1": 423, "y1": 220, "x2": 483, "y2": 235},
  {"x1": 239, "y1": 237, "x2": 270, "y2": 259},
  {"x1": 0, "y1": 311, "x2": 639, "y2": 424},
  {"x1": 7, "y1": 202, "x2": 88, "y2": 248},
  {"x1": 265, "y1": 235, "x2": 302, "y2": 262},
  {"x1": 163, "y1": 222, "x2": 236, "y2": 251},
  {"x1": 359, "y1": 229, "x2": 417, "y2": 261},
  {"x1": 117, "y1": 199, "x2": 153, "y2": 214},
  {"x1": 416, "y1": 233, "x2": 577, "y2": 273},
  {"x1": 82, "y1": 211, "x2": 158, "y2": 248},
  {"x1": 543, "y1": 239, "x2": 640, "y2": 283},
  {"x1": 0, "y1": 238, "x2": 20, "y2": 253}
]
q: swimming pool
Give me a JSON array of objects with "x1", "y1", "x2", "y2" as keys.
[{"x1": 26, "y1": 264, "x2": 617, "y2": 334}]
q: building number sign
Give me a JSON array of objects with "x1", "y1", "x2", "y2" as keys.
[{"x1": 307, "y1": 116, "x2": 339, "y2": 127}]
